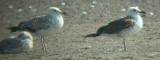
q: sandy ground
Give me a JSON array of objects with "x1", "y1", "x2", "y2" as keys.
[{"x1": 0, "y1": 0, "x2": 160, "y2": 60}]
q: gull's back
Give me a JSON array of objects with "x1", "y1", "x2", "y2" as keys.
[{"x1": 18, "y1": 15, "x2": 53, "y2": 33}]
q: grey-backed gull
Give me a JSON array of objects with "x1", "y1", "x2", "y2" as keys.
[
  {"x1": 84, "y1": 7, "x2": 146, "y2": 51},
  {"x1": 7, "y1": 7, "x2": 65, "y2": 51}
]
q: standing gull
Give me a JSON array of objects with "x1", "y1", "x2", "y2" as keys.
[
  {"x1": 0, "y1": 31, "x2": 33, "y2": 54},
  {"x1": 7, "y1": 7, "x2": 65, "y2": 51},
  {"x1": 84, "y1": 7, "x2": 146, "y2": 51}
]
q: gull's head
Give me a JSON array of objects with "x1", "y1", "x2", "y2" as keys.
[
  {"x1": 48, "y1": 7, "x2": 67, "y2": 15},
  {"x1": 48, "y1": 7, "x2": 62, "y2": 14},
  {"x1": 127, "y1": 6, "x2": 146, "y2": 16},
  {"x1": 18, "y1": 31, "x2": 33, "y2": 40}
]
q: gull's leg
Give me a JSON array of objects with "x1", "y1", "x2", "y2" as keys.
[
  {"x1": 41, "y1": 37, "x2": 47, "y2": 51},
  {"x1": 123, "y1": 38, "x2": 127, "y2": 51}
]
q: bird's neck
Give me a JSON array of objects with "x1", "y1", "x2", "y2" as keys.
[
  {"x1": 127, "y1": 12, "x2": 138, "y2": 17},
  {"x1": 128, "y1": 13, "x2": 143, "y2": 28},
  {"x1": 47, "y1": 13, "x2": 64, "y2": 28},
  {"x1": 127, "y1": 13, "x2": 140, "y2": 20}
]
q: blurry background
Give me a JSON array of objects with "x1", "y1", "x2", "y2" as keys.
[{"x1": 0, "y1": 0, "x2": 160, "y2": 60}]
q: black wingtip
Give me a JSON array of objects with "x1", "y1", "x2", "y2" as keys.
[
  {"x1": 6, "y1": 27, "x2": 19, "y2": 33},
  {"x1": 83, "y1": 33, "x2": 100, "y2": 38}
]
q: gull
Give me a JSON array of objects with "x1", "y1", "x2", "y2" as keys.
[
  {"x1": 84, "y1": 7, "x2": 146, "y2": 51},
  {"x1": 0, "y1": 31, "x2": 33, "y2": 54},
  {"x1": 7, "y1": 7, "x2": 65, "y2": 51}
]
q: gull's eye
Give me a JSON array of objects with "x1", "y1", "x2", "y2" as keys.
[{"x1": 133, "y1": 9, "x2": 137, "y2": 11}]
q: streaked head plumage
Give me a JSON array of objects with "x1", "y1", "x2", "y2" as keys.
[
  {"x1": 49, "y1": 7, "x2": 62, "y2": 13},
  {"x1": 127, "y1": 6, "x2": 146, "y2": 16},
  {"x1": 18, "y1": 31, "x2": 33, "y2": 40}
]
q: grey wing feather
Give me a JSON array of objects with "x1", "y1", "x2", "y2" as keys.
[{"x1": 18, "y1": 15, "x2": 52, "y2": 32}]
